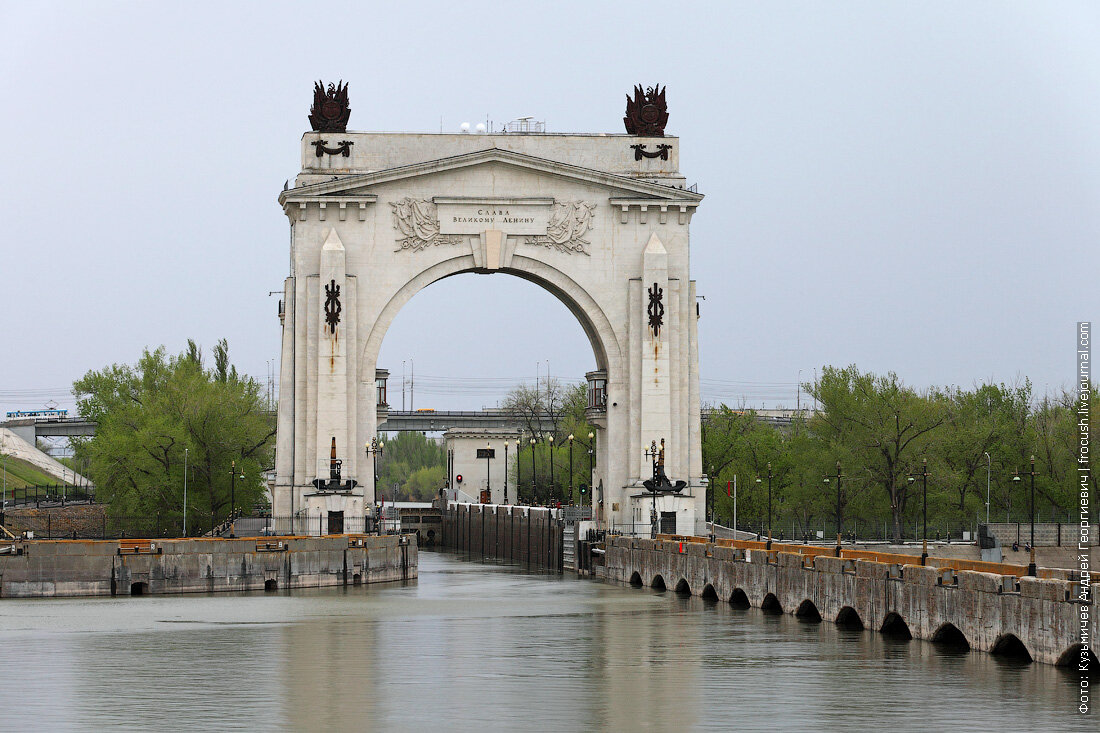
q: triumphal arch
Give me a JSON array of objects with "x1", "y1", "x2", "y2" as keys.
[{"x1": 273, "y1": 83, "x2": 706, "y2": 535}]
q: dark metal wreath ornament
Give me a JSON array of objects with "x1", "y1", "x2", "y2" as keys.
[
  {"x1": 309, "y1": 81, "x2": 351, "y2": 133},
  {"x1": 624, "y1": 84, "x2": 668, "y2": 137}
]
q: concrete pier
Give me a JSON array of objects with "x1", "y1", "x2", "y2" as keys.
[
  {"x1": 606, "y1": 536, "x2": 1097, "y2": 669},
  {"x1": 0, "y1": 534, "x2": 416, "y2": 598}
]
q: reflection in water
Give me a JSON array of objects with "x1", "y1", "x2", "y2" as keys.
[{"x1": 0, "y1": 552, "x2": 1090, "y2": 731}]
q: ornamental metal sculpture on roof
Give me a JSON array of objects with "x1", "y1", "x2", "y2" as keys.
[
  {"x1": 309, "y1": 80, "x2": 351, "y2": 133},
  {"x1": 624, "y1": 84, "x2": 668, "y2": 137}
]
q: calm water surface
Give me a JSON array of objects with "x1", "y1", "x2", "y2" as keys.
[{"x1": 0, "y1": 551, "x2": 1089, "y2": 731}]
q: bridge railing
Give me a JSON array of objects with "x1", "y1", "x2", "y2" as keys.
[{"x1": 652, "y1": 534, "x2": 1059, "y2": 580}]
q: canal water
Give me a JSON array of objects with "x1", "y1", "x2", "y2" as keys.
[{"x1": 0, "y1": 551, "x2": 1089, "y2": 731}]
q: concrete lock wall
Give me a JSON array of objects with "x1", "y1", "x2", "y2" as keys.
[
  {"x1": 605, "y1": 537, "x2": 1098, "y2": 668},
  {"x1": 443, "y1": 503, "x2": 563, "y2": 572},
  {"x1": 0, "y1": 534, "x2": 416, "y2": 598}
]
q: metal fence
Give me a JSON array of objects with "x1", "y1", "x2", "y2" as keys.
[
  {"x1": 1, "y1": 485, "x2": 95, "y2": 508},
  {"x1": 3, "y1": 514, "x2": 392, "y2": 540}
]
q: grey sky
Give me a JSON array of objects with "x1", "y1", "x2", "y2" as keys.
[{"x1": 1, "y1": 1, "x2": 1096, "y2": 413}]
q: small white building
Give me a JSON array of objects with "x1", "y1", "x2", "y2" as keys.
[{"x1": 444, "y1": 428, "x2": 522, "y2": 504}]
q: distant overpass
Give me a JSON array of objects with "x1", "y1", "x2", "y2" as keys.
[{"x1": 2, "y1": 408, "x2": 809, "y2": 443}]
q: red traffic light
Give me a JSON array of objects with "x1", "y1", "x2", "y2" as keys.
[{"x1": 455, "y1": 474, "x2": 463, "y2": 484}]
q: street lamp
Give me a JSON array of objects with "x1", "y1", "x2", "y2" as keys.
[
  {"x1": 907, "y1": 459, "x2": 930, "y2": 565},
  {"x1": 984, "y1": 451, "x2": 991, "y2": 524},
  {"x1": 548, "y1": 434, "x2": 555, "y2": 504},
  {"x1": 508, "y1": 438, "x2": 518, "y2": 505},
  {"x1": 823, "y1": 461, "x2": 843, "y2": 556},
  {"x1": 756, "y1": 463, "x2": 773, "y2": 549},
  {"x1": 366, "y1": 437, "x2": 384, "y2": 529},
  {"x1": 485, "y1": 441, "x2": 492, "y2": 502},
  {"x1": 587, "y1": 432, "x2": 595, "y2": 509},
  {"x1": 229, "y1": 460, "x2": 245, "y2": 538},
  {"x1": 568, "y1": 434, "x2": 574, "y2": 505},
  {"x1": 1013, "y1": 456, "x2": 1039, "y2": 576},
  {"x1": 645, "y1": 440, "x2": 660, "y2": 538},
  {"x1": 529, "y1": 437, "x2": 537, "y2": 503}
]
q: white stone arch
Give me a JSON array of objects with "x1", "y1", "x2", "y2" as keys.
[{"x1": 361, "y1": 251, "x2": 623, "y2": 377}]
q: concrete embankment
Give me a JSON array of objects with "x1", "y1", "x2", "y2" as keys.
[
  {"x1": 0, "y1": 534, "x2": 416, "y2": 598},
  {"x1": 606, "y1": 536, "x2": 1097, "y2": 669}
]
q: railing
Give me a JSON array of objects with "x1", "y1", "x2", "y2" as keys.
[
  {"x1": 1, "y1": 485, "x2": 95, "y2": 508},
  {"x1": 2, "y1": 515, "x2": 392, "y2": 540},
  {"x1": 651, "y1": 534, "x2": 1063, "y2": 580}
]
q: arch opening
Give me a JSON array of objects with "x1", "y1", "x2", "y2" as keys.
[
  {"x1": 701, "y1": 584, "x2": 718, "y2": 601},
  {"x1": 651, "y1": 575, "x2": 666, "y2": 592},
  {"x1": 931, "y1": 623, "x2": 970, "y2": 651},
  {"x1": 628, "y1": 571, "x2": 643, "y2": 587},
  {"x1": 674, "y1": 578, "x2": 691, "y2": 596},
  {"x1": 130, "y1": 582, "x2": 148, "y2": 596},
  {"x1": 1057, "y1": 644, "x2": 1099, "y2": 676},
  {"x1": 729, "y1": 588, "x2": 750, "y2": 608},
  {"x1": 761, "y1": 593, "x2": 783, "y2": 614},
  {"x1": 795, "y1": 599, "x2": 821, "y2": 622},
  {"x1": 880, "y1": 612, "x2": 912, "y2": 640},
  {"x1": 990, "y1": 634, "x2": 1032, "y2": 663},
  {"x1": 369, "y1": 258, "x2": 621, "y2": 381},
  {"x1": 836, "y1": 606, "x2": 864, "y2": 629},
  {"x1": 264, "y1": 579, "x2": 279, "y2": 592}
]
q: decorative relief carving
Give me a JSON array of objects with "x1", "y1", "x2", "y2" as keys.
[
  {"x1": 324, "y1": 279, "x2": 341, "y2": 334},
  {"x1": 312, "y1": 140, "x2": 354, "y2": 157},
  {"x1": 647, "y1": 282, "x2": 664, "y2": 338},
  {"x1": 630, "y1": 143, "x2": 672, "y2": 161},
  {"x1": 390, "y1": 198, "x2": 462, "y2": 252},
  {"x1": 525, "y1": 201, "x2": 596, "y2": 256}
]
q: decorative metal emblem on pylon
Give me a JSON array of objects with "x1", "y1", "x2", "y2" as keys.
[
  {"x1": 624, "y1": 84, "x2": 668, "y2": 136},
  {"x1": 647, "y1": 282, "x2": 664, "y2": 338},
  {"x1": 309, "y1": 80, "x2": 351, "y2": 133},
  {"x1": 324, "y1": 279, "x2": 341, "y2": 334}
]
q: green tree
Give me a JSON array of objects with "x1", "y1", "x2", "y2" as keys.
[
  {"x1": 806, "y1": 365, "x2": 945, "y2": 542},
  {"x1": 71, "y1": 341, "x2": 275, "y2": 529},
  {"x1": 375, "y1": 431, "x2": 446, "y2": 501}
]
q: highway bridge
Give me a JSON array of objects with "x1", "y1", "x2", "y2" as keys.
[{"x1": 2, "y1": 408, "x2": 805, "y2": 443}]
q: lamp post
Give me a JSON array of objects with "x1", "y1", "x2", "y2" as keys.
[
  {"x1": 907, "y1": 459, "x2": 930, "y2": 565},
  {"x1": 823, "y1": 462, "x2": 843, "y2": 556},
  {"x1": 229, "y1": 460, "x2": 237, "y2": 537},
  {"x1": 529, "y1": 437, "x2": 537, "y2": 504},
  {"x1": 548, "y1": 434, "x2": 555, "y2": 504},
  {"x1": 366, "y1": 437, "x2": 384, "y2": 528},
  {"x1": 984, "y1": 451, "x2": 991, "y2": 524},
  {"x1": 183, "y1": 447, "x2": 188, "y2": 537},
  {"x1": 756, "y1": 463, "x2": 773, "y2": 549},
  {"x1": 645, "y1": 440, "x2": 659, "y2": 538},
  {"x1": 587, "y1": 432, "x2": 595, "y2": 509},
  {"x1": 485, "y1": 441, "x2": 492, "y2": 502},
  {"x1": 1014, "y1": 456, "x2": 1038, "y2": 576},
  {"x1": 568, "y1": 434, "x2": 574, "y2": 505}
]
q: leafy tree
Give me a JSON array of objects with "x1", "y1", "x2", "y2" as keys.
[
  {"x1": 71, "y1": 341, "x2": 274, "y2": 529},
  {"x1": 806, "y1": 365, "x2": 945, "y2": 542},
  {"x1": 506, "y1": 381, "x2": 595, "y2": 504},
  {"x1": 374, "y1": 431, "x2": 446, "y2": 501}
]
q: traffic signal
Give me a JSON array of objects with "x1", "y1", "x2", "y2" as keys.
[
  {"x1": 455, "y1": 474, "x2": 463, "y2": 484},
  {"x1": 580, "y1": 484, "x2": 588, "y2": 496}
]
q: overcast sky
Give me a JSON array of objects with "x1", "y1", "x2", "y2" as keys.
[{"x1": 1, "y1": 1, "x2": 1096, "y2": 414}]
